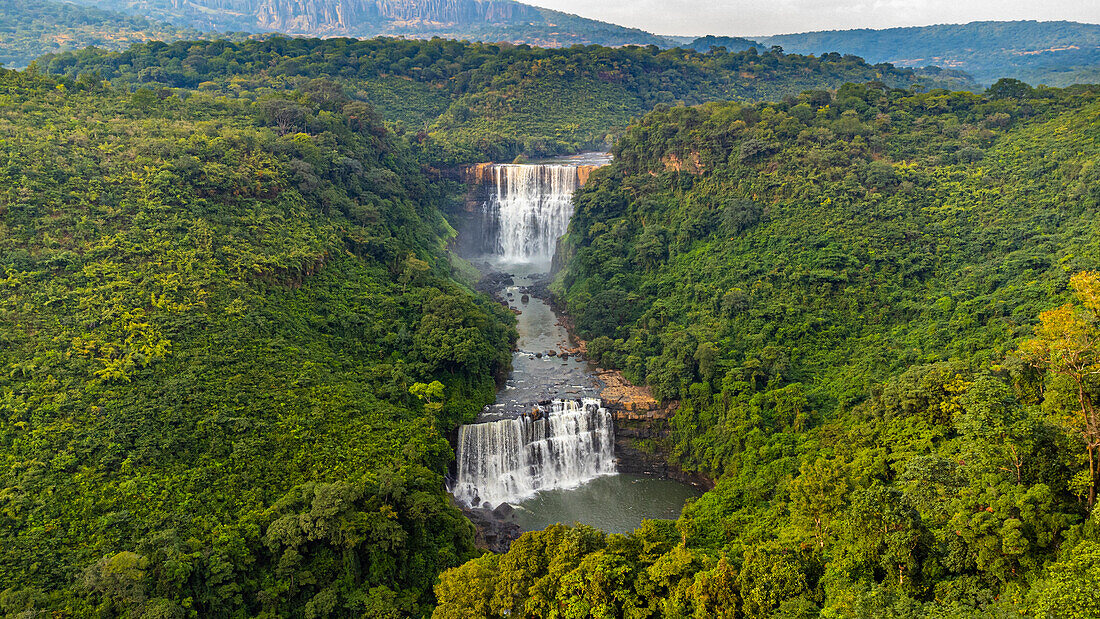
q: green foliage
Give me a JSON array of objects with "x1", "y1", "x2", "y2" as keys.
[
  {"x1": 5, "y1": 21, "x2": 1100, "y2": 617},
  {"x1": 427, "y1": 82, "x2": 1100, "y2": 616},
  {"x1": 562, "y1": 83, "x2": 1100, "y2": 408},
  {"x1": 36, "y1": 37, "x2": 976, "y2": 165},
  {"x1": 0, "y1": 68, "x2": 515, "y2": 615},
  {"x1": 1027, "y1": 540, "x2": 1100, "y2": 617}
]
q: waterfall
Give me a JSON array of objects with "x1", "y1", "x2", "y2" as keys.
[
  {"x1": 452, "y1": 154, "x2": 616, "y2": 511},
  {"x1": 487, "y1": 164, "x2": 580, "y2": 263},
  {"x1": 452, "y1": 398, "x2": 616, "y2": 508}
]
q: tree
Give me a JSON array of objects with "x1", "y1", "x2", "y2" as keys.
[
  {"x1": 130, "y1": 87, "x2": 158, "y2": 110},
  {"x1": 1020, "y1": 272, "x2": 1100, "y2": 508},
  {"x1": 434, "y1": 554, "x2": 500, "y2": 619},
  {"x1": 695, "y1": 342, "x2": 719, "y2": 384},
  {"x1": 956, "y1": 375, "x2": 1029, "y2": 484},
  {"x1": 688, "y1": 555, "x2": 740, "y2": 618},
  {"x1": 986, "y1": 78, "x2": 1035, "y2": 100},
  {"x1": 1028, "y1": 541, "x2": 1100, "y2": 618},
  {"x1": 399, "y1": 253, "x2": 431, "y2": 292},
  {"x1": 82, "y1": 552, "x2": 149, "y2": 604},
  {"x1": 838, "y1": 483, "x2": 929, "y2": 590},
  {"x1": 257, "y1": 98, "x2": 308, "y2": 135},
  {"x1": 410, "y1": 381, "x2": 446, "y2": 420},
  {"x1": 790, "y1": 457, "x2": 850, "y2": 547},
  {"x1": 738, "y1": 543, "x2": 808, "y2": 619}
]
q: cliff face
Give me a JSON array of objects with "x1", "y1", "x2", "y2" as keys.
[
  {"x1": 372, "y1": 0, "x2": 540, "y2": 24},
  {"x1": 171, "y1": 0, "x2": 542, "y2": 33},
  {"x1": 86, "y1": 0, "x2": 673, "y2": 46}
]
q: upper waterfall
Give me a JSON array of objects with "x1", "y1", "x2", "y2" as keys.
[
  {"x1": 485, "y1": 164, "x2": 579, "y2": 263},
  {"x1": 457, "y1": 154, "x2": 608, "y2": 264},
  {"x1": 492, "y1": 165, "x2": 578, "y2": 263}
]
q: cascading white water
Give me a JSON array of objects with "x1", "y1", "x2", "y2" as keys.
[
  {"x1": 489, "y1": 165, "x2": 580, "y2": 263},
  {"x1": 453, "y1": 398, "x2": 616, "y2": 508},
  {"x1": 452, "y1": 156, "x2": 617, "y2": 511}
]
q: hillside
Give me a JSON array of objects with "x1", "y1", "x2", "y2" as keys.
[
  {"x1": 0, "y1": 0, "x2": 214, "y2": 69},
  {"x1": 67, "y1": 0, "x2": 673, "y2": 47},
  {"x1": 434, "y1": 82, "x2": 1100, "y2": 616},
  {"x1": 38, "y1": 37, "x2": 977, "y2": 165},
  {"x1": 687, "y1": 35, "x2": 762, "y2": 53},
  {"x1": 0, "y1": 69, "x2": 514, "y2": 615},
  {"x1": 756, "y1": 20, "x2": 1100, "y2": 86}
]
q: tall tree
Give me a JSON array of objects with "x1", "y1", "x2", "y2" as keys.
[{"x1": 1020, "y1": 272, "x2": 1100, "y2": 507}]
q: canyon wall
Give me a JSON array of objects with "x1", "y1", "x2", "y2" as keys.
[{"x1": 167, "y1": 0, "x2": 541, "y2": 33}]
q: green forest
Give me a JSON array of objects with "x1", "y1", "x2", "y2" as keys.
[
  {"x1": 0, "y1": 69, "x2": 515, "y2": 616},
  {"x1": 1, "y1": 22, "x2": 1100, "y2": 618},
  {"x1": 432, "y1": 80, "x2": 1100, "y2": 616},
  {"x1": 35, "y1": 37, "x2": 974, "y2": 165}
]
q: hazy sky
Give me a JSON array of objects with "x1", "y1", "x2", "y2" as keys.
[{"x1": 522, "y1": 0, "x2": 1100, "y2": 37}]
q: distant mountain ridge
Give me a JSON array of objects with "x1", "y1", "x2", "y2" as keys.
[
  {"x1": 0, "y1": 0, "x2": 226, "y2": 68},
  {"x1": 71, "y1": 0, "x2": 673, "y2": 46},
  {"x1": 16, "y1": 3, "x2": 1099, "y2": 86},
  {"x1": 753, "y1": 20, "x2": 1100, "y2": 86}
]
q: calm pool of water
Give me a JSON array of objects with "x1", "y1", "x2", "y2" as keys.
[{"x1": 513, "y1": 473, "x2": 702, "y2": 534}]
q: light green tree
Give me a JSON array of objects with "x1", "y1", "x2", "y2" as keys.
[{"x1": 409, "y1": 381, "x2": 446, "y2": 420}]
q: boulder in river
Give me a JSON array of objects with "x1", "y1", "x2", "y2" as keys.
[
  {"x1": 462, "y1": 503, "x2": 521, "y2": 554},
  {"x1": 476, "y1": 271, "x2": 514, "y2": 295},
  {"x1": 492, "y1": 502, "x2": 515, "y2": 520}
]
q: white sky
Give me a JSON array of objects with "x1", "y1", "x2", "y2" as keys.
[{"x1": 521, "y1": 0, "x2": 1100, "y2": 37}]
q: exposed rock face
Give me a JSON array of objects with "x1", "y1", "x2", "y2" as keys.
[
  {"x1": 575, "y1": 164, "x2": 599, "y2": 186},
  {"x1": 376, "y1": 0, "x2": 540, "y2": 24},
  {"x1": 605, "y1": 397, "x2": 714, "y2": 490},
  {"x1": 164, "y1": 0, "x2": 540, "y2": 34},
  {"x1": 459, "y1": 502, "x2": 522, "y2": 553},
  {"x1": 255, "y1": 0, "x2": 541, "y2": 33},
  {"x1": 592, "y1": 364, "x2": 714, "y2": 489},
  {"x1": 85, "y1": 0, "x2": 672, "y2": 46}
]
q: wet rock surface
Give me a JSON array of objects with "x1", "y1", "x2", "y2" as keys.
[
  {"x1": 476, "y1": 265, "x2": 601, "y2": 420},
  {"x1": 460, "y1": 503, "x2": 522, "y2": 554},
  {"x1": 474, "y1": 265, "x2": 514, "y2": 296}
]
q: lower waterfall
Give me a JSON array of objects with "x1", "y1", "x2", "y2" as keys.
[{"x1": 452, "y1": 398, "x2": 616, "y2": 508}]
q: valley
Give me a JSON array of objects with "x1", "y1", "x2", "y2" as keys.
[{"x1": 0, "y1": 2, "x2": 1099, "y2": 617}]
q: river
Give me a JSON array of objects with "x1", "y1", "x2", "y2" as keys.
[{"x1": 449, "y1": 154, "x2": 702, "y2": 535}]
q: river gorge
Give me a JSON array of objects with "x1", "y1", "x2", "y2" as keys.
[{"x1": 448, "y1": 154, "x2": 702, "y2": 544}]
